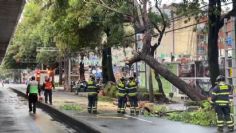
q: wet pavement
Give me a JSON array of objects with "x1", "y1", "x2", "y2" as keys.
[
  {"x1": 0, "y1": 86, "x2": 76, "y2": 133},
  {"x1": 9, "y1": 84, "x2": 233, "y2": 133}
]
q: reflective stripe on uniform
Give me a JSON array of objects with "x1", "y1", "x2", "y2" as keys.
[
  {"x1": 217, "y1": 124, "x2": 224, "y2": 127},
  {"x1": 215, "y1": 92, "x2": 230, "y2": 95},
  {"x1": 227, "y1": 121, "x2": 233, "y2": 124},
  {"x1": 217, "y1": 120, "x2": 224, "y2": 123},
  {"x1": 227, "y1": 124, "x2": 234, "y2": 127},
  {"x1": 219, "y1": 85, "x2": 228, "y2": 90},
  {"x1": 215, "y1": 100, "x2": 229, "y2": 104},
  {"x1": 212, "y1": 92, "x2": 217, "y2": 95}
]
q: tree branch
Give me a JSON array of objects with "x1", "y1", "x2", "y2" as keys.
[
  {"x1": 219, "y1": 8, "x2": 236, "y2": 28},
  {"x1": 151, "y1": 0, "x2": 167, "y2": 53},
  {"x1": 126, "y1": 51, "x2": 141, "y2": 65},
  {"x1": 83, "y1": 0, "x2": 133, "y2": 17}
]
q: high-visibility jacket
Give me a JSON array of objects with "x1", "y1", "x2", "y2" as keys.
[
  {"x1": 44, "y1": 81, "x2": 53, "y2": 90},
  {"x1": 127, "y1": 80, "x2": 138, "y2": 97},
  {"x1": 211, "y1": 82, "x2": 232, "y2": 106},
  {"x1": 87, "y1": 80, "x2": 98, "y2": 96},
  {"x1": 117, "y1": 82, "x2": 127, "y2": 97},
  {"x1": 28, "y1": 81, "x2": 39, "y2": 94}
]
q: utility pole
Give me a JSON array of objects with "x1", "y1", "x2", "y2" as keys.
[
  {"x1": 68, "y1": 57, "x2": 72, "y2": 92},
  {"x1": 171, "y1": 10, "x2": 175, "y2": 55}
]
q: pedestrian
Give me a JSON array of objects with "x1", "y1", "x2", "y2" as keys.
[
  {"x1": 116, "y1": 77, "x2": 127, "y2": 114},
  {"x1": 26, "y1": 76, "x2": 41, "y2": 114},
  {"x1": 127, "y1": 76, "x2": 139, "y2": 115},
  {"x1": 210, "y1": 75, "x2": 234, "y2": 132},
  {"x1": 86, "y1": 75, "x2": 99, "y2": 113},
  {"x1": 42, "y1": 77, "x2": 54, "y2": 105},
  {"x1": 1, "y1": 80, "x2": 4, "y2": 87}
]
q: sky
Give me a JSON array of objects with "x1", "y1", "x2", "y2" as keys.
[{"x1": 156, "y1": 0, "x2": 232, "y2": 11}]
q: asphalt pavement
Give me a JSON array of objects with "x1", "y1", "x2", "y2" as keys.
[
  {"x1": 0, "y1": 85, "x2": 76, "y2": 133},
  {"x1": 7, "y1": 84, "x2": 232, "y2": 133}
]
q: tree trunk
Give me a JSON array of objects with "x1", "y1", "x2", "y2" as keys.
[
  {"x1": 102, "y1": 47, "x2": 116, "y2": 83},
  {"x1": 148, "y1": 69, "x2": 154, "y2": 102},
  {"x1": 138, "y1": 53, "x2": 206, "y2": 101},
  {"x1": 63, "y1": 57, "x2": 69, "y2": 91},
  {"x1": 155, "y1": 72, "x2": 166, "y2": 97},
  {"x1": 208, "y1": 0, "x2": 221, "y2": 86},
  {"x1": 59, "y1": 61, "x2": 63, "y2": 85}
]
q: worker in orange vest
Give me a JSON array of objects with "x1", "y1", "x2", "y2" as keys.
[{"x1": 42, "y1": 77, "x2": 55, "y2": 105}]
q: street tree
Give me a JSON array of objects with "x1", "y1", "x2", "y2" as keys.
[
  {"x1": 176, "y1": 0, "x2": 236, "y2": 86},
  {"x1": 85, "y1": 0, "x2": 207, "y2": 100}
]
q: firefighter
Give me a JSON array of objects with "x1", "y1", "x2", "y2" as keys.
[
  {"x1": 127, "y1": 76, "x2": 139, "y2": 115},
  {"x1": 26, "y1": 76, "x2": 40, "y2": 114},
  {"x1": 211, "y1": 75, "x2": 234, "y2": 132},
  {"x1": 42, "y1": 77, "x2": 54, "y2": 105},
  {"x1": 116, "y1": 77, "x2": 127, "y2": 114},
  {"x1": 87, "y1": 75, "x2": 99, "y2": 113}
]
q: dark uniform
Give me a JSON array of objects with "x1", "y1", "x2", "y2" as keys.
[
  {"x1": 42, "y1": 78, "x2": 54, "y2": 105},
  {"x1": 127, "y1": 77, "x2": 139, "y2": 115},
  {"x1": 26, "y1": 76, "x2": 40, "y2": 114},
  {"x1": 87, "y1": 77, "x2": 98, "y2": 113},
  {"x1": 116, "y1": 78, "x2": 127, "y2": 114},
  {"x1": 211, "y1": 75, "x2": 234, "y2": 132}
]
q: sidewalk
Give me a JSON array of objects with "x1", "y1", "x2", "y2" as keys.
[{"x1": 10, "y1": 84, "x2": 216, "y2": 133}]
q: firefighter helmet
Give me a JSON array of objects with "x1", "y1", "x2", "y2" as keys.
[{"x1": 216, "y1": 75, "x2": 225, "y2": 82}]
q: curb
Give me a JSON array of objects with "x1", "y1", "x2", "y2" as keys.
[{"x1": 10, "y1": 88, "x2": 102, "y2": 133}]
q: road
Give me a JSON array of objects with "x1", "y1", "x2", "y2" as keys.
[
  {"x1": 0, "y1": 86, "x2": 76, "y2": 133},
  {"x1": 75, "y1": 112, "x2": 218, "y2": 133},
  {"x1": 5, "y1": 84, "x2": 228, "y2": 133}
]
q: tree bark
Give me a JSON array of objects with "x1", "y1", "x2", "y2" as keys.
[
  {"x1": 207, "y1": 0, "x2": 221, "y2": 86},
  {"x1": 148, "y1": 69, "x2": 154, "y2": 102},
  {"x1": 59, "y1": 61, "x2": 63, "y2": 85},
  {"x1": 102, "y1": 47, "x2": 116, "y2": 83},
  {"x1": 63, "y1": 57, "x2": 69, "y2": 91},
  {"x1": 155, "y1": 72, "x2": 166, "y2": 97},
  {"x1": 138, "y1": 53, "x2": 206, "y2": 101}
]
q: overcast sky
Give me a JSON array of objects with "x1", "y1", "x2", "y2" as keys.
[{"x1": 157, "y1": 0, "x2": 232, "y2": 11}]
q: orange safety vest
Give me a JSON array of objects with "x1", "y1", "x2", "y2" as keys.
[{"x1": 45, "y1": 81, "x2": 53, "y2": 90}]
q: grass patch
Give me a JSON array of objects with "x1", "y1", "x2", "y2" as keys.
[
  {"x1": 60, "y1": 104, "x2": 83, "y2": 112},
  {"x1": 98, "y1": 96, "x2": 114, "y2": 102}
]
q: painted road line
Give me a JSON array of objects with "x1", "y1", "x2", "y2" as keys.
[
  {"x1": 125, "y1": 115, "x2": 153, "y2": 123},
  {"x1": 96, "y1": 115, "x2": 128, "y2": 120}
]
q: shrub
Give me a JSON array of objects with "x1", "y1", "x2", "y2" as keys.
[
  {"x1": 153, "y1": 105, "x2": 167, "y2": 114},
  {"x1": 168, "y1": 101, "x2": 216, "y2": 126},
  {"x1": 103, "y1": 82, "x2": 117, "y2": 98}
]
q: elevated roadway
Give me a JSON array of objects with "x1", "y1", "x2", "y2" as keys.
[{"x1": 0, "y1": 0, "x2": 25, "y2": 63}]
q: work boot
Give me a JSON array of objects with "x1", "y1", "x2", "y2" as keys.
[
  {"x1": 228, "y1": 127, "x2": 234, "y2": 132},
  {"x1": 117, "y1": 109, "x2": 121, "y2": 113},
  {"x1": 121, "y1": 111, "x2": 126, "y2": 114},
  {"x1": 135, "y1": 110, "x2": 139, "y2": 115},
  {"x1": 130, "y1": 110, "x2": 135, "y2": 115},
  {"x1": 217, "y1": 127, "x2": 223, "y2": 132}
]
